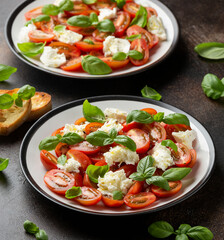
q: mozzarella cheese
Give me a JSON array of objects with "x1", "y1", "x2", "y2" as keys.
[
  {"x1": 57, "y1": 157, "x2": 81, "y2": 173},
  {"x1": 104, "y1": 108, "x2": 127, "y2": 123},
  {"x1": 54, "y1": 29, "x2": 83, "y2": 44},
  {"x1": 61, "y1": 122, "x2": 89, "y2": 138},
  {"x1": 147, "y1": 15, "x2": 167, "y2": 41},
  {"x1": 152, "y1": 143, "x2": 174, "y2": 171},
  {"x1": 54, "y1": 0, "x2": 64, "y2": 6},
  {"x1": 104, "y1": 146, "x2": 139, "y2": 167},
  {"x1": 103, "y1": 36, "x2": 131, "y2": 57},
  {"x1": 97, "y1": 118, "x2": 123, "y2": 134},
  {"x1": 98, "y1": 169, "x2": 133, "y2": 196},
  {"x1": 98, "y1": 8, "x2": 117, "y2": 22},
  {"x1": 18, "y1": 23, "x2": 37, "y2": 43},
  {"x1": 172, "y1": 130, "x2": 197, "y2": 149}
]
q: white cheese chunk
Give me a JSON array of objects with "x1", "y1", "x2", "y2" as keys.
[
  {"x1": 57, "y1": 157, "x2": 81, "y2": 173},
  {"x1": 54, "y1": 0, "x2": 64, "y2": 6},
  {"x1": 18, "y1": 23, "x2": 37, "y2": 43},
  {"x1": 147, "y1": 15, "x2": 167, "y2": 41},
  {"x1": 98, "y1": 8, "x2": 117, "y2": 22},
  {"x1": 97, "y1": 118, "x2": 123, "y2": 134},
  {"x1": 61, "y1": 122, "x2": 89, "y2": 138},
  {"x1": 98, "y1": 169, "x2": 133, "y2": 196},
  {"x1": 172, "y1": 130, "x2": 197, "y2": 149},
  {"x1": 103, "y1": 36, "x2": 130, "y2": 57},
  {"x1": 54, "y1": 29, "x2": 83, "y2": 44},
  {"x1": 104, "y1": 146, "x2": 139, "y2": 167},
  {"x1": 104, "y1": 108, "x2": 127, "y2": 123}
]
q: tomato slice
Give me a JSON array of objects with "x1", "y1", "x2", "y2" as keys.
[
  {"x1": 85, "y1": 122, "x2": 104, "y2": 135},
  {"x1": 128, "y1": 181, "x2": 143, "y2": 194},
  {"x1": 124, "y1": 192, "x2": 156, "y2": 209},
  {"x1": 122, "y1": 121, "x2": 142, "y2": 132},
  {"x1": 171, "y1": 143, "x2": 191, "y2": 167},
  {"x1": 102, "y1": 195, "x2": 124, "y2": 207},
  {"x1": 75, "y1": 186, "x2": 102, "y2": 206},
  {"x1": 51, "y1": 126, "x2": 64, "y2": 136},
  {"x1": 113, "y1": 11, "x2": 131, "y2": 38},
  {"x1": 74, "y1": 117, "x2": 87, "y2": 125},
  {"x1": 90, "y1": 152, "x2": 105, "y2": 163},
  {"x1": 100, "y1": 57, "x2": 130, "y2": 69},
  {"x1": 64, "y1": 3, "x2": 90, "y2": 16},
  {"x1": 83, "y1": 173, "x2": 97, "y2": 188},
  {"x1": 55, "y1": 142, "x2": 70, "y2": 157},
  {"x1": 151, "y1": 181, "x2": 182, "y2": 197},
  {"x1": 28, "y1": 30, "x2": 55, "y2": 43},
  {"x1": 126, "y1": 128, "x2": 150, "y2": 154},
  {"x1": 44, "y1": 169, "x2": 75, "y2": 195},
  {"x1": 141, "y1": 108, "x2": 157, "y2": 115},
  {"x1": 75, "y1": 37, "x2": 103, "y2": 52},
  {"x1": 89, "y1": 50, "x2": 104, "y2": 57},
  {"x1": 25, "y1": 6, "x2": 43, "y2": 21},
  {"x1": 123, "y1": 2, "x2": 140, "y2": 18},
  {"x1": 40, "y1": 150, "x2": 57, "y2": 170},
  {"x1": 40, "y1": 18, "x2": 55, "y2": 34},
  {"x1": 187, "y1": 149, "x2": 197, "y2": 168},
  {"x1": 146, "y1": 7, "x2": 158, "y2": 17},
  {"x1": 116, "y1": 164, "x2": 137, "y2": 177},
  {"x1": 93, "y1": 29, "x2": 112, "y2": 42},
  {"x1": 95, "y1": 160, "x2": 107, "y2": 166},
  {"x1": 152, "y1": 34, "x2": 159, "y2": 48},
  {"x1": 70, "y1": 141, "x2": 101, "y2": 155},
  {"x1": 91, "y1": 0, "x2": 116, "y2": 10},
  {"x1": 67, "y1": 25, "x2": 96, "y2": 36},
  {"x1": 72, "y1": 172, "x2": 83, "y2": 187},
  {"x1": 60, "y1": 57, "x2": 82, "y2": 71}
]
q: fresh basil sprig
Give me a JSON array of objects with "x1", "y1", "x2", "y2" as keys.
[
  {"x1": 25, "y1": 15, "x2": 50, "y2": 26},
  {"x1": 130, "y1": 6, "x2": 148, "y2": 28},
  {"x1": 163, "y1": 113, "x2": 190, "y2": 126},
  {"x1": 126, "y1": 34, "x2": 141, "y2": 41},
  {"x1": 86, "y1": 164, "x2": 109, "y2": 183},
  {"x1": 42, "y1": 0, "x2": 74, "y2": 16},
  {"x1": 83, "y1": 39, "x2": 94, "y2": 45},
  {"x1": 57, "y1": 154, "x2": 67, "y2": 165},
  {"x1": 0, "y1": 64, "x2": 17, "y2": 82},
  {"x1": 96, "y1": 19, "x2": 115, "y2": 33},
  {"x1": 24, "y1": 220, "x2": 48, "y2": 240},
  {"x1": 67, "y1": 15, "x2": 92, "y2": 27},
  {"x1": 65, "y1": 186, "x2": 82, "y2": 199},
  {"x1": 17, "y1": 42, "x2": 45, "y2": 57},
  {"x1": 89, "y1": 12, "x2": 98, "y2": 24},
  {"x1": 126, "y1": 110, "x2": 154, "y2": 124},
  {"x1": 82, "y1": 0, "x2": 97, "y2": 4},
  {"x1": 141, "y1": 85, "x2": 162, "y2": 101},
  {"x1": 161, "y1": 139, "x2": 178, "y2": 152},
  {"x1": 113, "y1": 190, "x2": 123, "y2": 200},
  {"x1": 54, "y1": 25, "x2": 66, "y2": 32},
  {"x1": 0, "y1": 158, "x2": 9, "y2": 171},
  {"x1": 35, "y1": 230, "x2": 48, "y2": 240},
  {"x1": 112, "y1": 50, "x2": 143, "y2": 61},
  {"x1": 112, "y1": 52, "x2": 127, "y2": 61}
]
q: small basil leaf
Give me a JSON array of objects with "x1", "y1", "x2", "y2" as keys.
[
  {"x1": 221, "y1": 77, "x2": 224, "y2": 85},
  {"x1": 67, "y1": 15, "x2": 92, "y2": 27},
  {"x1": 114, "y1": 135, "x2": 136, "y2": 152},
  {"x1": 89, "y1": 12, "x2": 98, "y2": 24},
  {"x1": 57, "y1": 155, "x2": 67, "y2": 165},
  {"x1": 17, "y1": 42, "x2": 45, "y2": 57},
  {"x1": 82, "y1": 0, "x2": 97, "y2": 4},
  {"x1": 58, "y1": 0, "x2": 74, "y2": 11},
  {"x1": 34, "y1": 15, "x2": 51, "y2": 23},
  {"x1": 178, "y1": 224, "x2": 192, "y2": 234},
  {"x1": 86, "y1": 164, "x2": 109, "y2": 183},
  {"x1": 42, "y1": 4, "x2": 60, "y2": 16},
  {"x1": 115, "y1": 0, "x2": 126, "y2": 9},
  {"x1": 35, "y1": 230, "x2": 48, "y2": 240},
  {"x1": 0, "y1": 94, "x2": 14, "y2": 109},
  {"x1": 23, "y1": 220, "x2": 39, "y2": 234},
  {"x1": 54, "y1": 25, "x2": 66, "y2": 32},
  {"x1": 163, "y1": 113, "x2": 190, "y2": 126},
  {"x1": 153, "y1": 112, "x2": 164, "y2": 122},
  {"x1": 83, "y1": 39, "x2": 94, "y2": 45},
  {"x1": 161, "y1": 139, "x2": 178, "y2": 152},
  {"x1": 83, "y1": 99, "x2": 105, "y2": 123},
  {"x1": 146, "y1": 176, "x2": 170, "y2": 191},
  {"x1": 113, "y1": 190, "x2": 123, "y2": 200},
  {"x1": 162, "y1": 168, "x2": 192, "y2": 181},
  {"x1": 25, "y1": 20, "x2": 33, "y2": 26},
  {"x1": 65, "y1": 186, "x2": 82, "y2": 199},
  {"x1": 141, "y1": 85, "x2": 162, "y2": 100},
  {"x1": 130, "y1": 6, "x2": 148, "y2": 28},
  {"x1": 126, "y1": 34, "x2": 141, "y2": 41},
  {"x1": 15, "y1": 97, "x2": 23, "y2": 107},
  {"x1": 176, "y1": 234, "x2": 189, "y2": 240},
  {"x1": 128, "y1": 50, "x2": 143, "y2": 60},
  {"x1": 137, "y1": 155, "x2": 155, "y2": 173},
  {"x1": 112, "y1": 52, "x2": 127, "y2": 61},
  {"x1": 0, "y1": 158, "x2": 9, "y2": 171},
  {"x1": 109, "y1": 128, "x2": 118, "y2": 139},
  {"x1": 97, "y1": 19, "x2": 115, "y2": 33},
  {"x1": 126, "y1": 110, "x2": 154, "y2": 124},
  {"x1": 60, "y1": 132, "x2": 84, "y2": 145},
  {"x1": 0, "y1": 64, "x2": 17, "y2": 81},
  {"x1": 17, "y1": 84, "x2": 36, "y2": 100},
  {"x1": 148, "y1": 221, "x2": 174, "y2": 238},
  {"x1": 129, "y1": 172, "x2": 146, "y2": 181},
  {"x1": 187, "y1": 226, "x2": 213, "y2": 240},
  {"x1": 39, "y1": 136, "x2": 60, "y2": 151},
  {"x1": 144, "y1": 167, "x2": 156, "y2": 179},
  {"x1": 86, "y1": 131, "x2": 114, "y2": 146}
]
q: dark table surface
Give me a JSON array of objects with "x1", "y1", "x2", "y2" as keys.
[{"x1": 1, "y1": 0, "x2": 224, "y2": 239}]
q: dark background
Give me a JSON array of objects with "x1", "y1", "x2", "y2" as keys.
[{"x1": 1, "y1": 0, "x2": 224, "y2": 239}]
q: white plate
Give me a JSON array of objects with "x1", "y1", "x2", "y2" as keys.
[
  {"x1": 5, "y1": 0, "x2": 179, "y2": 79},
  {"x1": 20, "y1": 96, "x2": 215, "y2": 215}
]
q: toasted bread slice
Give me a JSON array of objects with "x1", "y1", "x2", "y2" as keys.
[{"x1": 0, "y1": 89, "x2": 32, "y2": 136}]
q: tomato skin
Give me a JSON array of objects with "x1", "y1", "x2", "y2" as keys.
[
  {"x1": 90, "y1": 152, "x2": 105, "y2": 164},
  {"x1": 51, "y1": 126, "x2": 64, "y2": 136},
  {"x1": 151, "y1": 181, "x2": 182, "y2": 197},
  {"x1": 89, "y1": 50, "x2": 104, "y2": 57},
  {"x1": 75, "y1": 38, "x2": 103, "y2": 52},
  {"x1": 28, "y1": 30, "x2": 55, "y2": 43},
  {"x1": 67, "y1": 25, "x2": 96, "y2": 36},
  {"x1": 188, "y1": 149, "x2": 197, "y2": 168},
  {"x1": 123, "y1": 2, "x2": 140, "y2": 18},
  {"x1": 122, "y1": 122, "x2": 142, "y2": 132},
  {"x1": 102, "y1": 195, "x2": 124, "y2": 207},
  {"x1": 95, "y1": 160, "x2": 107, "y2": 166},
  {"x1": 116, "y1": 164, "x2": 137, "y2": 177},
  {"x1": 171, "y1": 143, "x2": 191, "y2": 167},
  {"x1": 70, "y1": 141, "x2": 101, "y2": 155},
  {"x1": 72, "y1": 172, "x2": 83, "y2": 187},
  {"x1": 25, "y1": 6, "x2": 43, "y2": 21},
  {"x1": 85, "y1": 122, "x2": 104, "y2": 135},
  {"x1": 40, "y1": 150, "x2": 57, "y2": 170},
  {"x1": 60, "y1": 57, "x2": 82, "y2": 72},
  {"x1": 91, "y1": 0, "x2": 116, "y2": 10},
  {"x1": 64, "y1": 3, "x2": 90, "y2": 16},
  {"x1": 114, "y1": 11, "x2": 131, "y2": 38},
  {"x1": 75, "y1": 117, "x2": 87, "y2": 125},
  {"x1": 44, "y1": 169, "x2": 75, "y2": 195},
  {"x1": 141, "y1": 108, "x2": 157, "y2": 115},
  {"x1": 40, "y1": 18, "x2": 55, "y2": 34},
  {"x1": 146, "y1": 7, "x2": 158, "y2": 17},
  {"x1": 93, "y1": 29, "x2": 112, "y2": 42},
  {"x1": 55, "y1": 142, "x2": 70, "y2": 157},
  {"x1": 128, "y1": 181, "x2": 143, "y2": 194},
  {"x1": 83, "y1": 173, "x2": 97, "y2": 188},
  {"x1": 99, "y1": 57, "x2": 130, "y2": 69}
]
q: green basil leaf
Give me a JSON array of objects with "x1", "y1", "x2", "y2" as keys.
[
  {"x1": 60, "y1": 132, "x2": 84, "y2": 145},
  {"x1": 144, "y1": 167, "x2": 156, "y2": 179},
  {"x1": 148, "y1": 221, "x2": 174, "y2": 238},
  {"x1": 34, "y1": 15, "x2": 51, "y2": 23},
  {"x1": 89, "y1": 12, "x2": 98, "y2": 24},
  {"x1": 83, "y1": 39, "x2": 94, "y2": 45},
  {"x1": 0, "y1": 64, "x2": 17, "y2": 81},
  {"x1": 65, "y1": 186, "x2": 82, "y2": 199},
  {"x1": 115, "y1": 0, "x2": 126, "y2": 9},
  {"x1": 129, "y1": 172, "x2": 146, "y2": 181},
  {"x1": 141, "y1": 85, "x2": 162, "y2": 100},
  {"x1": 17, "y1": 42, "x2": 45, "y2": 57},
  {"x1": 39, "y1": 136, "x2": 60, "y2": 151},
  {"x1": 0, "y1": 158, "x2": 9, "y2": 171},
  {"x1": 137, "y1": 155, "x2": 155, "y2": 173},
  {"x1": 176, "y1": 234, "x2": 189, "y2": 240},
  {"x1": 162, "y1": 168, "x2": 192, "y2": 181},
  {"x1": 109, "y1": 128, "x2": 118, "y2": 139},
  {"x1": 113, "y1": 190, "x2": 123, "y2": 200},
  {"x1": 130, "y1": 6, "x2": 148, "y2": 28},
  {"x1": 146, "y1": 176, "x2": 170, "y2": 191},
  {"x1": 114, "y1": 135, "x2": 136, "y2": 152},
  {"x1": 128, "y1": 50, "x2": 143, "y2": 60},
  {"x1": 126, "y1": 110, "x2": 154, "y2": 124},
  {"x1": 54, "y1": 25, "x2": 66, "y2": 32},
  {"x1": 58, "y1": 0, "x2": 74, "y2": 11},
  {"x1": 82, "y1": 0, "x2": 97, "y2": 4},
  {"x1": 81, "y1": 55, "x2": 112, "y2": 75},
  {"x1": 163, "y1": 113, "x2": 190, "y2": 126},
  {"x1": 67, "y1": 15, "x2": 92, "y2": 27},
  {"x1": 221, "y1": 77, "x2": 224, "y2": 85},
  {"x1": 161, "y1": 139, "x2": 178, "y2": 152},
  {"x1": 194, "y1": 42, "x2": 224, "y2": 60},
  {"x1": 83, "y1": 99, "x2": 105, "y2": 123},
  {"x1": 178, "y1": 224, "x2": 192, "y2": 234},
  {"x1": 126, "y1": 34, "x2": 141, "y2": 41},
  {"x1": 17, "y1": 84, "x2": 36, "y2": 100},
  {"x1": 24, "y1": 220, "x2": 39, "y2": 234},
  {"x1": 97, "y1": 19, "x2": 115, "y2": 33},
  {"x1": 0, "y1": 94, "x2": 14, "y2": 109},
  {"x1": 35, "y1": 229, "x2": 48, "y2": 240},
  {"x1": 201, "y1": 73, "x2": 224, "y2": 99},
  {"x1": 112, "y1": 52, "x2": 127, "y2": 61},
  {"x1": 15, "y1": 97, "x2": 23, "y2": 107},
  {"x1": 57, "y1": 154, "x2": 67, "y2": 165},
  {"x1": 25, "y1": 20, "x2": 33, "y2": 26},
  {"x1": 187, "y1": 226, "x2": 213, "y2": 240},
  {"x1": 153, "y1": 112, "x2": 164, "y2": 122},
  {"x1": 86, "y1": 131, "x2": 114, "y2": 146},
  {"x1": 86, "y1": 164, "x2": 109, "y2": 183},
  {"x1": 42, "y1": 4, "x2": 60, "y2": 16}
]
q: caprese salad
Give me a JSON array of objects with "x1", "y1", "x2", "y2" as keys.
[
  {"x1": 39, "y1": 100, "x2": 197, "y2": 209},
  {"x1": 17, "y1": 0, "x2": 167, "y2": 75}
]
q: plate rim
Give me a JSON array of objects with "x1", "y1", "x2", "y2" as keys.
[
  {"x1": 5, "y1": 0, "x2": 179, "y2": 79},
  {"x1": 20, "y1": 95, "x2": 215, "y2": 216}
]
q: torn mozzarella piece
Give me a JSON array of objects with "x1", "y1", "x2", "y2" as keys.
[
  {"x1": 172, "y1": 130, "x2": 197, "y2": 149},
  {"x1": 147, "y1": 15, "x2": 167, "y2": 41},
  {"x1": 18, "y1": 23, "x2": 37, "y2": 43}
]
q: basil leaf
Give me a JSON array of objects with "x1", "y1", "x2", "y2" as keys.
[
  {"x1": 17, "y1": 84, "x2": 36, "y2": 100},
  {"x1": 24, "y1": 220, "x2": 39, "y2": 234},
  {"x1": 126, "y1": 34, "x2": 141, "y2": 41},
  {"x1": 148, "y1": 221, "x2": 174, "y2": 238},
  {"x1": 129, "y1": 172, "x2": 146, "y2": 181},
  {"x1": 34, "y1": 15, "x2": 51, "y2": 23},
  {"x1": 176, "y1": 234, "x2": 189, "y2": 240},
  {"x1": 187, "y1": 226, "x2": 213, "y2": 240},
  {"x1": 89, "y1": 12, "x2": 98, "y2": 24},
  {"x1": 97, "y1": 19, "x2": 115, "y2": 33},
  {"x1": 82, "y1": 0, "x2": 97, "y2": 4},
  {"x1": 17, "y1": 42, "x2": 45, "y2": 57},
  {"x1": 35, "y1": 229, "x2": 48, "y2": 240},
  {"x1": 128, "y1": 50, "x2": 143, "y2": 60},
  {"x1": 137, "y1": 155, "x2": 154, "y2": 173},
  {"x1": 15, "y1": 97, "x2": 23, "y2": 107},
  {"x1": 201, "y1": 73, "x2": 224, "y2": 99},
  {"x1": 25, "y1": 20, "x2": 33, "y2": 26},
  {"x1": 112, "y1": 52, "x2": 127, "y2": 61},
  {"x1": 86, "y1": 131, "x2": 114, "y2": 146},
  {"x1": 83, "y1": 99, "x2": 105, "y2": 123},
  {"x1": 113, "y1": 190, "x2": 123, "y2": 200},
  {"x1": 67, "y1": 15, "x2": 92, "y2": 27},
  {"x1": 153, "y1": 112, "x2": 164, "y2": 122},
  {"x1": 141, "y1": 85, "x2": 162, "y2": 100},
  {"x1": 194, "y1": 42, "x2": 224, "y2": 60},
  {"x1": 162, "y1": 168, "x2": 192, "y2": 181},
  {"x1": 109, "y1": 128, "x2": 118, "y2": 139},
  {"x1": 83, "y1": 39, "x2": 94, "y2": 45},
  {"x1": 60, "y1": 132, "x2": 84, "y2": 145},
  {"x1": 81, "y1": 55, "x2": 112, "y2": 75},
  {"x1": 146, "y1": 176, "x2": 170, "y2": 191},
  {"x1": 39, "y1": 136, "x2": 60, "y2": 151},
  {"x1": 115, "y1": 0, "x2": 126, "y2": 9},
  {"x1": 161, "y1": 139, "x2": 178, "y2": 152},
  {"x1": 0, "y1": 94, "x2": 14, "y2": 109},
  {"x1": 0, "y1": 64, "x2": 17, "y2": 81},
  {"x1": 65, "y1": 186, "x2": 82, "y2": 199},
  {"x1": 130, "y1": 6, "x2": 148, "y2": 28},
  {"x1": 42, "y1": 4, "x2": 60, "y2": 16},
  {"x1": 114, "y1": 135, "x2": 136, "y2": 152},
  {"x1": 178, "y1": 224, "x2": 192, "y2": 234},
  {"x1": 126, "y1": 110, "x2": 154, "y2": 124},
  {"x1": 221, "y1": 77, "x2": 224, "y2": 85},
  {"x1": 163, "y1": 113, "x2": 190, "y2": 126},
  {"x1": 86, "y1": 164, "x2": 109, "y2": 183},
  {"x1": 57, "y1": 155, "x2": 67, "y2": 165},
  {"x1": 0, "y1": 158, "x2": 9, "y2": 171},
  {"x1": 58, "y1": 0, "x2": 74, "y2": 11},
  {"x1": 54, "y1": 25, "x2": 66, "y2": 32}
]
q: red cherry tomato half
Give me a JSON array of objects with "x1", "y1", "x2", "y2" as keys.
[
  {"x1": 146, "y1": 7, "x2": 158, "y2": 17},
  {"x1": 60, "y1": 57, "x2": 82, "y2": 72},
  {"x1": 99, "y1": 57, "x2": 130, "y2": 69},
  {"x1": 116, "y1": 164, "x2": 137, "y2": 177},
  {"x1": 102, "y1": 195, "x2": 124, "y2": 207},
  {"x1": 151, "y1": 181, "x2": 182, "y2": 197},
  {"x1": 64, "y1": 3, "x2": 90, "y2": 16},
  {"x1": 75, "y1": 37, "x2": 103, "y2": 52},
  {"x1": 67, "y1": 25, "x2": 96, "y2": 36},
  {"x1": 28, "y1": 30, "x2": 55, "y2": 43},
  {"x1": 25, "y1": 6, "x2": 43, "y2": 21},
  {"x1": 90, "y1": 152, "x2": 105, "y2": 164},
  {"x1": 123, "y1": 2, "x2": 140, "y2": 18},
  {"x1": 188, "y1": 149, "x2": 197, "y2": 168},
  {"x1": 85, "y1": 122, "x2": 104, "y2": 135},
  {"x1": 127, "y1": 181, "x2": 143, "y2": 194},
  {"x1": 70, "y1": 141, "x2": 101, "y2": 155},
  {"x1": 83, "y1": 173, "x2": 97, "y2": 188},
  {"x1": 93, "y1": 29, "x2": 112, "y2": 42},
  {"x1": 113, "y1": 11, "x2": 131, "y2": 38},
  {"x1": 40, "y1": 150, "x2": 57, "y2": 170},
  {"x1": 40, "y1": 18, "x2": 55, "y2": 34},
  {"x1": 141, "y1": 108, "x2": 157, "y2": 115},
  {"x1": 51, "y1": 126, "x2": 64, "y2": 136},
  {"x1": 91, "y1": 0, "x2": 116, "y2": 10},
  {"x1": 72, "y1": 172, "x2": 83, "y2": 187},
  {"x1": 122, "y1": 121, "x2": 142, "y2": 132},
  {"x1": 89, "y1": 50, "x2": 104, "y2": 57},
  {"x1": 55, "y1": 142, "x2": 70, "y2": 157},
  {"x1": 95, "y1": 160, "x2": 107, "y2": 166},
  {"x1": 74, "y1": 117, "x2": 87, "y2": 125},
  {"x1": 171, "y1": 143, "x2": 191, "y2": 167}
]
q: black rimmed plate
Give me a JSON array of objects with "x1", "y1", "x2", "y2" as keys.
[
  {"x1": 20, "y1": 95, "x2": 215, "y2": 216},
  {"x1": 5, "y1": 0, "x2": 179, "y2": 79}
]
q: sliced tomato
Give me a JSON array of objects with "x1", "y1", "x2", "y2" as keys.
[
  {"x1": 55, "y1": 142, "x2": 70, "y2": 157},
  {"x1": 163, "y1": 123, "x2": 192, "y2": 141},
  {"x1": 124, "y1": 192, "x2": 156, "y2": 209},
  {"x1": 75, "y1": 186, "x2": 102, "y2": 206},
  {"x1": 28, "y1": 30, "x2": 55, "y2": 43},
  {"x1": 146, "y1": 7, "x2": 158, "y2": 17},
  {"x1": 93, "y1": 29, "x2": 112, "y2": 42},
  {"x1": 95, "y1": 160, "x2": 107, "y2": 166},
  {"x1": 151, "y1": 181, "x2": 182, "y2": 197},
  {"x1": 25, "y1": 6, "x2": 43, "y2": 21},
  {"x1": 117, "y1": 164, "x2": 137, "y2": 177},
  {"x1": 40, "y1": 18, "x2": 55, "y2": 34},
  {"x1": 72, "y1": 172, "x2": 83, "y2": 187},
  {"x1": 188, "y1": 149, "x2": 197, "y2": 168},
  {"x1": 51, "y1": 126, "x2": 64, "y2": 136},
  {"x1": 40, "y1": 150, "x2": 57, "y2": 170},
  {"x1": 141, "y1": 108, "x2": 157, "y2": 115},
  {"x1": 89, "y1": 50, "x2": 104, "y2": 57},
  {"x1": 127, "y1": 181, "x2": 143, "y2": 194},
  {"x1": 52, "y1": 15, "x2": 69, "y2": 25},
  {"x1": 123, "y1": 2, "x2": 140, "y2": 18},
  {"x1": 75, "y1": 117, "x2": 87, "y2": 125},
  {"x1": 75, "y1": 37, "x2": 103, "y2": 52},
  {"x1": 70, "y1": 141, "x2": 101, "y2": 155},
  {"x1": 171, "y1": 143, "x2": 191, "y2": 167},
  {"x1": 85, "y1": 122, "x2": 104, "y2": 135},
  {"x1": 60, "y1": 57, "x2": 82, "y2": 71},
  {"x1": 152, "y1": 34, "x2": 159, "y2": 48},
  {"x1": 100, "y1": 57, "x2": 130, "y2": 69},
  {"x1": 83, "y1": 173, "x2": 97, "y2": 188},
  {"x1": 113, "y1": 11, "x2": 131, "y2": 37},
  {"x1": 122, "y1": 121, "x2": 142, "y2": 132},
  {"x1": 64, "y1": 3, "x2": 90, "y2": 16},
  {"x1": 102, "y1": 195, "x2": 124, "y2": 207},
  {"x1": 67, "y1": 25, "x2": 96, "y2": 36},
  {"x1": 44, "y1": 169, "x2": 75, "y2": 195},
  {"x1": 91, "y1": 0, "x2": 116, "y2": 10},
  {"x1": 90, "y1": 152, "x2": 105, "y2": 163}
]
